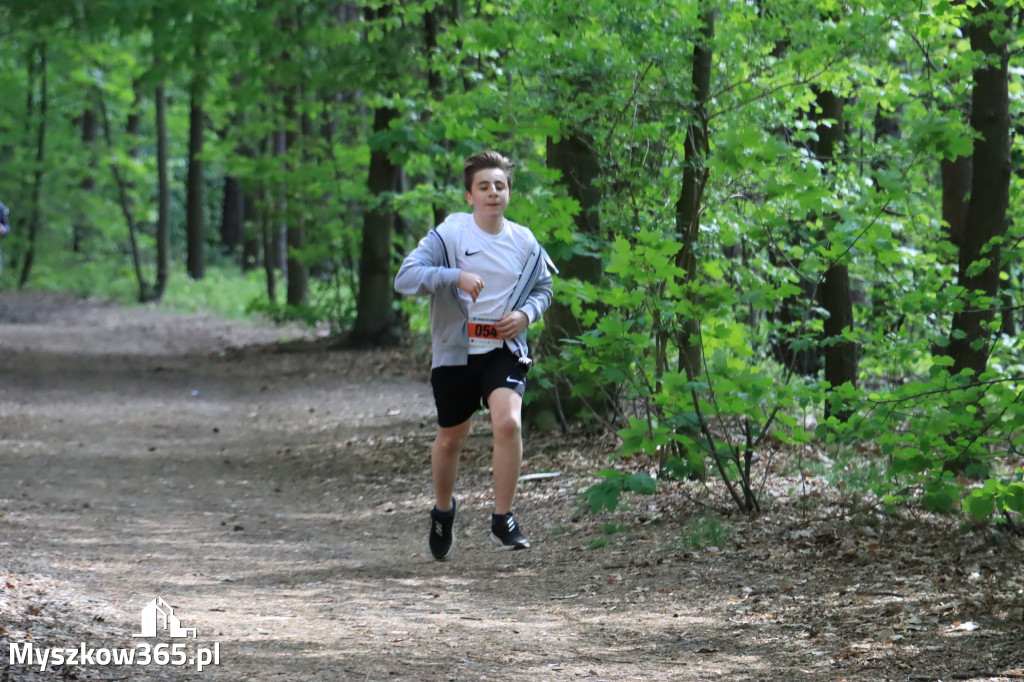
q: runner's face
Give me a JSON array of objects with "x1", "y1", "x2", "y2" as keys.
[{"x1": 465, "y1": 168, "x2": 510, "y2": 219}]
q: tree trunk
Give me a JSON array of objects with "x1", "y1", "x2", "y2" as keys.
[
  {"x1": 423, "y1": 2, "x2": 450, "y2": 228},
  {"x1": 261, "y1": 186, "x2": 277, "y2": 302},
  {"x1": 821, "y1": 263, "x2": 856, "y2": 416},
  {"x1": 151, "y1": 79, "x2": 170, "y2": 302},
  {"x1": 521, "y1": 133, "x2": 607, "y2": 429},
  {"x1": 676, "y1": 9, "x2": 762, "y2": 512},
  {"x1": 286, "y1": 89, "x2": 310, "y2": 306},
  {"x1": 351, "y1": 105, "x2": 401, "y2": 346},
  {"x1": 242, "y1": 188, "x2": 260, "y2": 272},
  {"x1": 73, "y1": 107, "x2": 98, "y2": 253},
  {"x1": 271, "y1": 130, "x2": 288, "y2": 275},
  {"x1": 673, "y1": 10, "x2": 713, "y2": 382},
  {"x1": 96, "y1": 87, "x2": 149, "y2": 302},
  {"x1": 811, "y1": 89, "x2": 858, "y2": 420},
  {"x1": 18, "y1": 42, "x2": 47, "y2": 290},
  {"x1": 277, "y1": 9, "x2": 309, "y2": 307},
  {"x1": 221, "y1": 176, "x2": 245, "y2": 256},
  {"x1": 948, "y1": 4, "x2": 1012, "y2": 378},
  {"x1": 186, "y1": 45, "x2": 206, "y2": 281},
  {"x1": 941, "y1": 155, "x2": 971, "y2": 247}
]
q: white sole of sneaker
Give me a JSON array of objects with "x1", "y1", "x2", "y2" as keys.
[{"x1": 489, "y1": 532, "x2": 529, "y2": 550}]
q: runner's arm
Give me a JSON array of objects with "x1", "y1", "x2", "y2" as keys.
[
  {"x1": 394, "y1": 232, "x2": 460, "y2": 296},
  {"x1": 515, "y1": 255, "x2": 553, "y2": 325}
]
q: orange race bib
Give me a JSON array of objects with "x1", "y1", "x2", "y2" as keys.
[{"x1": 469, "y1": 316, "x2": 503, "y2": 349}]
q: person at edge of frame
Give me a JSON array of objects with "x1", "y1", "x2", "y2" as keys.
[{"x1": 0, "y1": 201, "x2": 10, "y2": 278}]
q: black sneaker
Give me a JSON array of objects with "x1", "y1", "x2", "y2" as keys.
[
  {"x1": 429, "y1": 498, "x2": 457, "y2": 561},
  {"x1": 491, "y1": 512, "x2": 530, "y2": 550}
]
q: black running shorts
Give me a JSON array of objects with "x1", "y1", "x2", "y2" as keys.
[{"x1": 430, "y1": 347, "x2": 529, "y2": 428}]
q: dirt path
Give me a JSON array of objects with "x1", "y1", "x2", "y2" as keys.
[{"x1": 1, "y1": 292, "x2": 1022, "y2": 681}]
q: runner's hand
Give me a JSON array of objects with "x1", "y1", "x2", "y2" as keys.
[
  {"x1": 495, "y1": 310, "x2": 529, "y2": 340},
  {"x1": 459, "y1": 271, "x2": 484, "y2": 302}
]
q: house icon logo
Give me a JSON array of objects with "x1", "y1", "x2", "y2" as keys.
[{"x1": 133, "y1": 597, "x2": 197, "y2": 639}]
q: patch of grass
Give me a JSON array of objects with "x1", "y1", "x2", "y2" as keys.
[
  {"x1": 585, "y1": 523, "x2": 630, "y2": 550},
  {"x1": 161, "y1": 268, "x2": 269, "y2": 319},
  {"x1": 21, "y1": 255, "x2": 140, "y2": 303},
  {"x1": 18, "y1": 245, "x2": 271, "y2": 320},
  {"x1": 679, "y1": 512, "x2": 731, "y2": 551}
]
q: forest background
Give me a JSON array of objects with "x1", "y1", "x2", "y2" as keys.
[{"x1": 0, "y1": 0, "x2": 1022, "y2": 527}]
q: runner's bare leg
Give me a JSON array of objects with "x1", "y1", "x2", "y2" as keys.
[
  {"x1": 487, "y1": 387, "x2": 523, "y2": 515},
  {"x1": 431, "y1": 419, "x2": 471, "y2": 511}
]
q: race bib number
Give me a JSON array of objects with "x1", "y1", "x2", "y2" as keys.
[{"x1": 469, "y1": 316, "x2": 503, "y2": 349}]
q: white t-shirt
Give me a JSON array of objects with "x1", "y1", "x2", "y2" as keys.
[{"x1": 454, "y1": 216, "x2": 534, "y2": 354}]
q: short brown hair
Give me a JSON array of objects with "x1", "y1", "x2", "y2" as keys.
[{"x1": 463, "y1": 151, "x2": 515, "y2": 191}]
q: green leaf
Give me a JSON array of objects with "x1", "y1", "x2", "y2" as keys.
[
  {"x1": 626, "y1": 472, "x2": 657, "y2": 495},
  {"x1": 963, "y1": 492, "x2": 995, "y2": 520},
  {"x1": 582, "y1": 477, "x2": 624, "y2": 514}
]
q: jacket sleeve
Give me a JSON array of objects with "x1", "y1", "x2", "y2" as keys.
[
  {"x1": 394, "y1": 230, "x2": 461, "y2": 296},
  {"x1": 518, "y1": 250, "x2": 554, "y2": 325}
]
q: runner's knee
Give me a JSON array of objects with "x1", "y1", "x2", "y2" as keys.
[
  {"x1": 491, "y1": 412, "x2": 521, "y2": 442},
  {"x1": 434, "y1": 424, "x2": 469, "y2": 454}
]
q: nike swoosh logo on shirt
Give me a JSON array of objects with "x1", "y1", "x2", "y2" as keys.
[
  {"x1": 465, "y1": 249, "x2": 482, "y2": 256},
  {"x1": 506, "y1": 376, "x2": 525, "y2": 387}
]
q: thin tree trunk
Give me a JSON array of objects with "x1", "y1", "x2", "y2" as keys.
[
  {"x1": 220, "y1": 76, "x2": 248, "y2": 262},
  {"x1": 258, "y1": 132, "x2": 277, "y2": 301},
  {"x1": 222, "y1": 177, "x2": 244, "y2": 256},
  {"x1": 261, "y1": 191, "x2": 276, "y2": 302},
  {"x1": 242, "y1": 189, "x2": 260, "y2": 271},
  {"x1": 73, "y1": 107, "x2": 99, "y2": 253},
  {"x1": 186, "y1": 44, "x2": 206, "y2": 280},
  {"x1": 151, "y1": 78, "x2": 170, "y2": 301},
  {"x1": 675, "y1": 8, "x2": 758, "y2": 513},
  {"x1": 423, "y1": 2, "x2": 450, "y2": 227},
  {"x1": 96, "y1": 88, "x2": 149, "y2": 301},
  {"x1": 673, "y1": 10, "x2": 714, "y2": 383},
  {"x1": 284, "y1": 81, "x2": 309, "y2": 306},
  {"x1": 18, "y1": 42, "x2": 47, "y2": 289}
]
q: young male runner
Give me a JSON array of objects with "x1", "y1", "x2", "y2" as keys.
[{"x1": 394, "y1": 151, "x2": 555, "y2": 560}]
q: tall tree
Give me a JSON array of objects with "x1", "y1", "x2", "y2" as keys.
[
  {"x1": 351, "y1": 104, "x2": 401, "y2": 345},
  {"x1": 186, "y1": 40, "x2": 206, "y2": 281},
  {"x1": 351, "y1": 3, "x2": 405, "y2": 346},
  {"x1": 947, "y1": 2, "x2": 1013, "y2": 378},
  {"x1": 811, "y1": 88, "x2": 858, "y2": 420},
  {"x1": 96, "y1": 83, "x2": 150, "y2": 302},
  {"x1": 17, "y1": 42, "x2": 47, "y2": 289},
  {"x1": 72, "y1": 107, "x2": 98, "y2": 253},
  {"x1": 674, "y1": 9, "x2": 714, "y2": 384},
  {"x1": 152, "y1": 73, "x2": 170, "y2": 301},
  {"x1": 527, "y1": 132, "x2": 608, "y2": 426},
  {"x1": 150, "y1": 5, "x2": 172, "y2": 302}
]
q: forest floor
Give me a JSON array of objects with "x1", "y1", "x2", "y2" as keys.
[{"x1": 0, "y1": 291, "x2": 1022, "y2": 682}]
